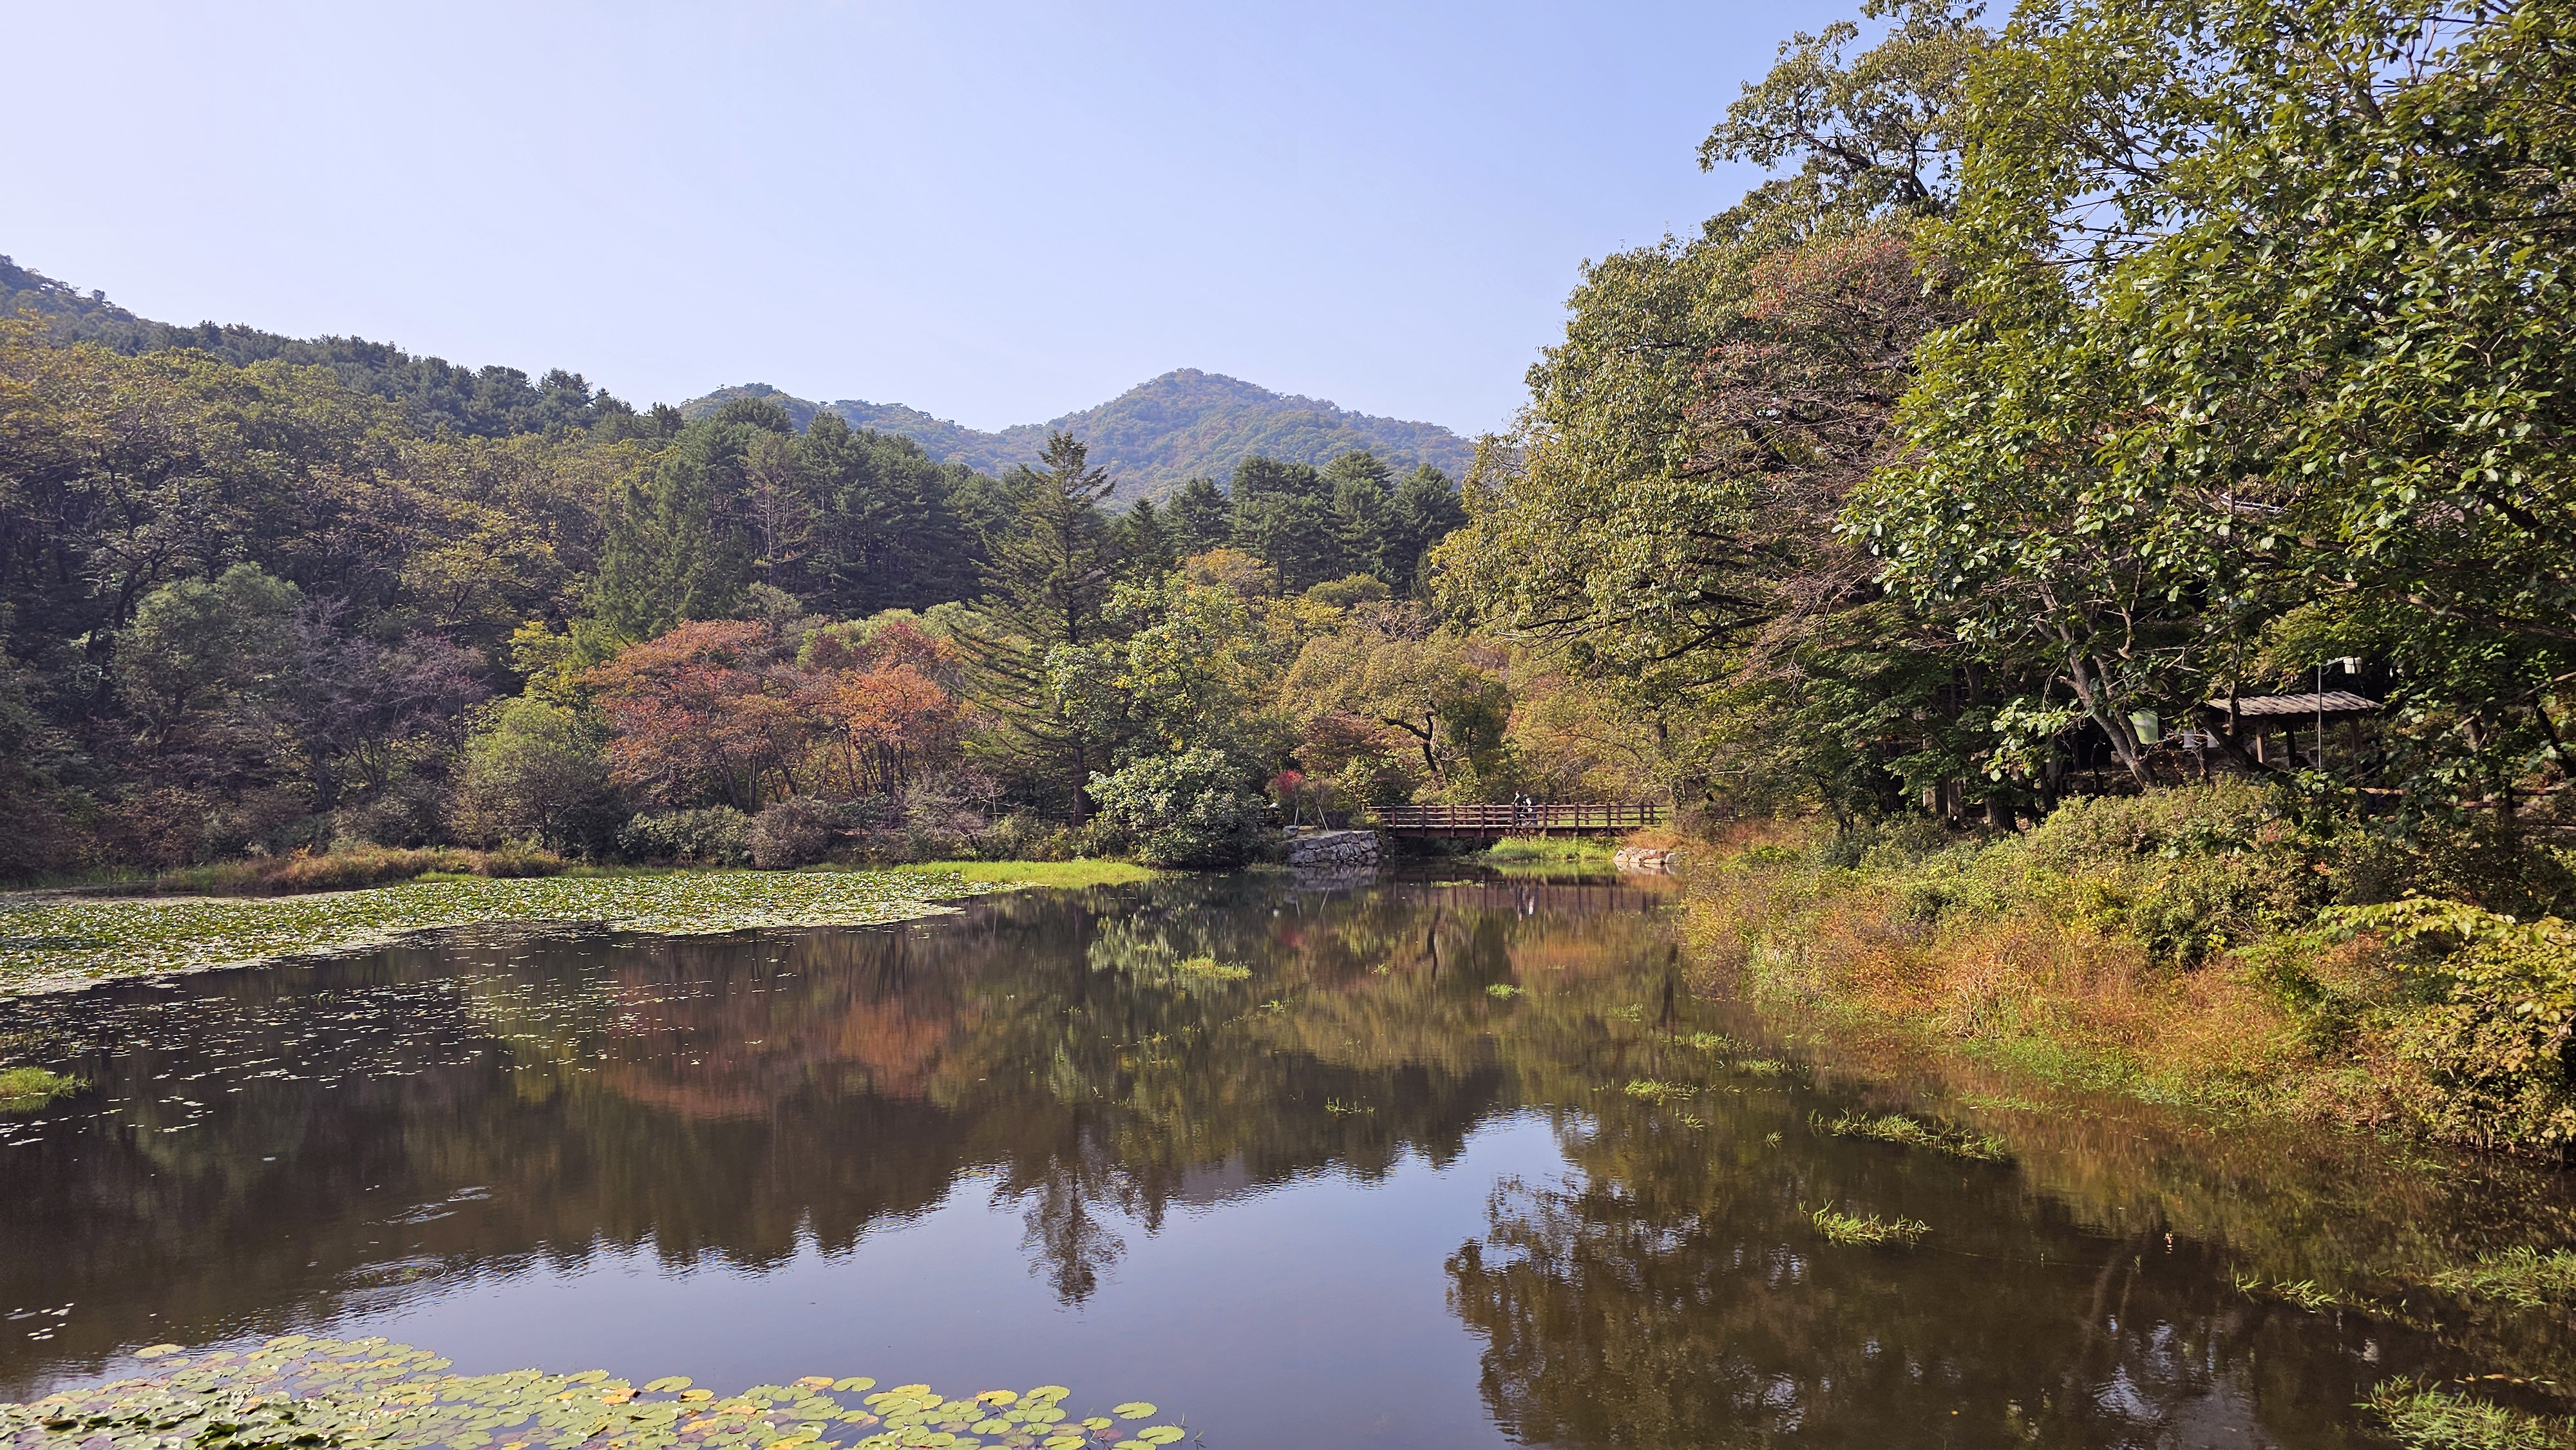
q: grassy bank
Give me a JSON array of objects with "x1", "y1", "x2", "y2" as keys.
[
  {"x1": 1472, "y1": 836, "x2": 1616, "y2": 871},
  {"x1": 893, "y1": 858, "x2": 1160, "y2": 887},
  {"x1": 0, "y1": 867, "x2": 1032, "y2": 996},
  {"x1": 1681, "y1": 782, "x2": 2576, "y2": 1157}
]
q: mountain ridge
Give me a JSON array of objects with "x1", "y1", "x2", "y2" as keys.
[{"x1": 683, "y1": 370, "x2": 1476, "y2": 503}]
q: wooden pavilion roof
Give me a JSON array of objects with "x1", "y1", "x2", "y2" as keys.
[{"x1": 2203, "y1": 691, "x2": 2380, "y2": 718}]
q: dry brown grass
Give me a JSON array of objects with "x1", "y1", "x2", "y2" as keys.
[{"x1": 1680, "y1": 829, "x2": 2318, "y2": 1116}]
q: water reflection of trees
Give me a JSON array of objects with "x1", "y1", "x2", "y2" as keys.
[
  {"x1": 0, "y1": 877, "x2": 1671, "y2": 1387},
  {"x1": 14, "y1": 872, "x2": 2573, "y2": 1444}
]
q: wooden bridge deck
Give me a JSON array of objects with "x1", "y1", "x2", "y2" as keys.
[{"x1": 1379, "y1": 803, "x2": 1669, "y2": 838}]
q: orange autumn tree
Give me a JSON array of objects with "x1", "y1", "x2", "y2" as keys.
[
  {"x1": 799, "y1": 617, "x2": 969, "y2": 796},
  {"x1": 586, "y1": 620, "x2": 815, "y2": 810}
]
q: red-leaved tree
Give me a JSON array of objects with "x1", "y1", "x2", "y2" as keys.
[{"x1": 587, "y1": 621, "x2": 815, "y2": 810}]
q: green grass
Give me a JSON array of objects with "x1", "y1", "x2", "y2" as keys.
[
  {"x1": 1815, "y1": 1109, "x2": 2013, "y2": 1163},
  {"x1": 1808, "y1": 1204, "x2": 1931, "y2": 1247},
  {"x1": 2366, "y1": 1378, "x2": 2574, "y2": 1450},
  {"x1": 0, "y1": 869, "x2": 1011, "y2": 996},
  {"x1": 1173, "y1": 955, "x2": 1252, "y2": 981},
  {"x1": 2428, "y1": 1248, "x2": 2576, "y2": 1310},
  {"x1": 0, "y1": 1066, "x2": 80, "y2": 1113},
  {"x1": 893, "y1": 858, "x2": 1159, "y2": 887},
  {"x1": 1624, "y1": 1078, "x2": 1698, "y2": 1104},
  {"x1": 1474, "y1": 836, "x2": 1615, "y2": 868}
]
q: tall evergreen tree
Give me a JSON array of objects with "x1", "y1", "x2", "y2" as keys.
[
  {"x1": 590, "y1": 453, "x2": 748, "y2": 643},
  {"x1": 1230, "y1": 455, "x2": 1342, "y2": 594},
  {"x1": 1386, "y1": 464, "x2": 1467, "y2": 591},
  {"x1": 970, "y1": 431, "x2": 1124, "y2": 821},
  {"x1": 1324, "y1": 450, "x2": 1395, "y2": 583},
  {"x1": 1168, "y1": 476, "x2": 1233, "y2": 557},
  {"x1": 1115, "y1": 497, "x2": 1177, "y2": 583}
]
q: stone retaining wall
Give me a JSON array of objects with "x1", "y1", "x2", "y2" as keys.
[{"x1": 1284, "y1": 829, "x2": 1383, "y2": 868}]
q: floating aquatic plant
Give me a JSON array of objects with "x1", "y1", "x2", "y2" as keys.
[
  {"x1": 0, "y1": 1065, "x2": 80, "y2": 1113},
  {"x1": 1808, "y1": 1204, "x2": 1930, "y2": 1247},
  {"x1": 1814, "y1": 1109, "x2": 2012, "y2": 1163},
  {"x1": 1172, "y1": 956, "x2": 1251, "y2": 982},
  {"x1": 0, "y1": 1336, "x2": 1181, "y2": 1450},
  {"x1": 1486, "y1": 983, "x2": 1522, "y2": 1000},
  {"x1": 1623, "y1": 1079, "x2": 1697, "y2": 1104},
  {"x1": 1, "y1": 871, "x2": 1008, "y2": 995}
]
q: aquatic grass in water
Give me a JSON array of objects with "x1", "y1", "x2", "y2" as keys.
[
  {"x1": 1808, "y1": 1204, "x2": 1930, "y2": 1247},
  {"x1": 0, "y1": 1064, "x2": 79, "y2": 1111},
  {"x1": 0, "y1": 1337, "x2": 1181, "y2": 1450},
  {"x1": 1815, "y1": 1109, "x2": 2012, "y2": 1163},
  {"x1": 0, "y1": 871, "x2": 1008, "y2": 995},
  {"x1": 2365, "y1": 1377, "x2": 2574, "y2": 1450},
  {"x1": 1624, "y1": 1079, "x2": 1697, "y2": 1104},
  {"x1": 2428, "y1": 1248, "x2": 2576, "y2": 1310},
  {"x1": 1172, "y1": 956, "x2": 1251, "y2": 981}
]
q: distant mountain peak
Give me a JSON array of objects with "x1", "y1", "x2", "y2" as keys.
[{"x1": 683, "y1": 371, "x2": 1473, "y2": 502}]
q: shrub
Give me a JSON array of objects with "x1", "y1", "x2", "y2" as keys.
[
  {"x1": 618, "y1": 807, "x2": 753, "y2": 867},
  {"x1": 455, "y1": 696, "x2": 621, "y2": 855},
  {"x1": 2340, "y1": 900, "x2": 2576, "y2": 1156},
  {"x1": 1087, "y1": 749, "x2": 1266, "y2": 868},
  {"x1": 748, "y1": 797, "x2": 848, "y2": 869}
]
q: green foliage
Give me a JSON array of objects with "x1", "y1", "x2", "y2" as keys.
[
  {"x1": 1173, "y1": 955, "x2": 1253, "y2": 981},
  {"x1": 1813, "y1": 1109, "x2": 2011, "y2": 1162},
  {"x1": 617, "y1": 808, "x2": 754, "y2": 867},
  {"x1": 0, "y1": 1335, "x2": 1167, "y2": 1450},
  {"x1": 2312, "y1": 900, "x2": 2576, "y2": 1156},
  {"x1": 1870, "y1": 0, "x2": 2576, "y2": 806},
  {"x1": 0, "y1": 1066, "x2": 80, "y2": 1113},
  {"x1": 4, "y1": 254, "x2": 635, "y2": 437},
  {"x1": 698, "y1": 368, "x2": 1473, "y2": 505},
  {"x1": 2365, "y1": 1377, "x2": 2575, "y2": 1450},
  {"x1": 455, "y1": 696, "x2": 620, "y2": 854},
  {"x1": 2428, "y1": 1248, "x2": 2576, "y2": 1311},
  {"x1": 1806, "y1": 1204, "x2": 1929, "y2": 1247},
  {"x1": 1086, "y1": 749, "x2": 1268, "y2": 869}
]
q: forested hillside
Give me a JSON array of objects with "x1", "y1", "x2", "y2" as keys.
[
  {"x1": 0, "y1": 299, "x2": 1478, "y2": 878},
  {"x1": 683, "y1": 370, "x2": 1475, "y2": 502},
  {"x1": 0, "y1": 255, "x2": 634, "y2": 438}
]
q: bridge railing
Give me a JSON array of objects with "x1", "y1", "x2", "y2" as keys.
[{"x1": 1378, "y1": 802, "x2": 1669, "y2": 834}]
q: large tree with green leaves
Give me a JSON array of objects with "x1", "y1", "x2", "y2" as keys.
[{"x1": 1864, "y1": 0, "x2": 2576, "y2": 813}]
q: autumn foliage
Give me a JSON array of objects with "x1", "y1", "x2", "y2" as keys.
[{"x1": 585, "y1": 617, "x2": 969, "y2": 812}]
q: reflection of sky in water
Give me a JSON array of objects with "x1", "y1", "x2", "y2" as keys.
[
  {"x1": 316, "y1": 1117, "x2": 1564, "y2": 1450},
  {"x1": 5, "y1": 876, "x2": 2573, "y2": 1448}
]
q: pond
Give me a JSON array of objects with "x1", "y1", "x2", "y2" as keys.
[{"x1": 5, "y1": 871, "x2": 2573, "y2": 1447}]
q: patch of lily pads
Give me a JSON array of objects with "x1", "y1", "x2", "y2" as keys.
[
  {"x1": 0, "y1": 872, "x2": 1009, "y2": 997},
  {"x1": 0, "y1": 1337, "x2": 1186, "y2": 1450}
]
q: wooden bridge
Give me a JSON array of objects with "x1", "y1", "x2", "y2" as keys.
[{"x1": 1378, "y1": 802, "x2": 1669, "y2": 839}]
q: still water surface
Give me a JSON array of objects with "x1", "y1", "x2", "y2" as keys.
[{"x1": 5, "y1": 872, "x2": 2574, "y2": 1447}]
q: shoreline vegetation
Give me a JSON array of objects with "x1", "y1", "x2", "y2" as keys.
[
  {"x1": 0, "y1": 860, "x2": 1148, "y2": 997},
  {"x1": 0, "y1": 1336, "x2": 1181, "y2": 1450},
  {"x1": 1672, "y1": 782, "x2": 2576, "y2": 1161}
]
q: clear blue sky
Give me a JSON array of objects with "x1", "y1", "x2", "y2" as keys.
[{"x1": 4, "y1": 1, "x2": 1850, "y2": 435}]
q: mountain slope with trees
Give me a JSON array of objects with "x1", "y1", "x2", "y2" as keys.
[
  {"x1": 0, "y1": 254, "x2": 638, "y2": 438},
  {"x1": 683, "y1": 370, "x2": 1476, "y2": 504}
]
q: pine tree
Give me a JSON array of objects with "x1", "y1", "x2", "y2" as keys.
[
  {"x1": 1168, "y1": 476, "x2": 1233, "y2": 556},
  {"x1": 965, "y1": 431, "x2": 1124, "y2": 821}
]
